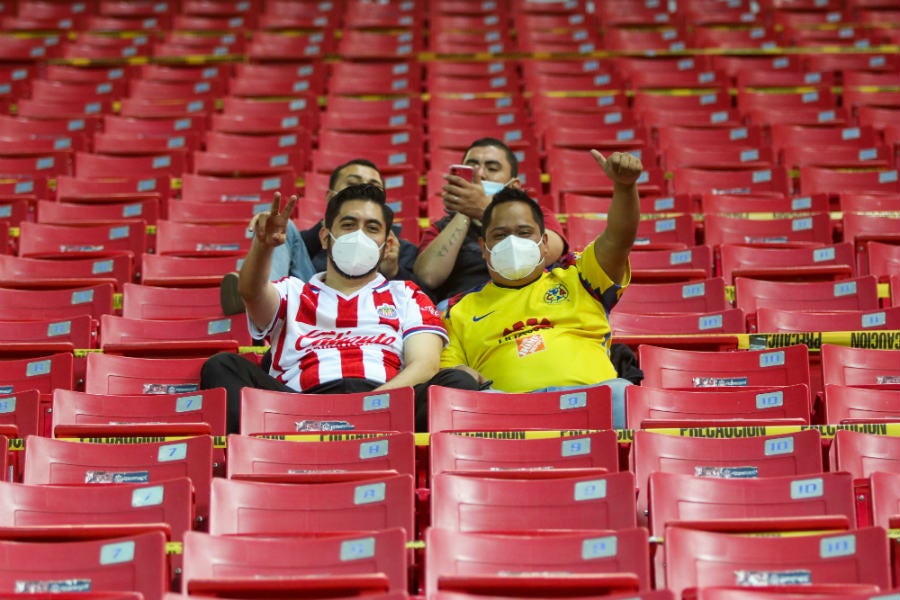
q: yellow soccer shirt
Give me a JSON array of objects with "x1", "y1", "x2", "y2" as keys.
[{"x1": 441, "y1": 240, "x2": 629, "y2": 392}]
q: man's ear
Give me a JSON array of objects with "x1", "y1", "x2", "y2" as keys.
[
  {"x1": 508, "y1": 177, "x2": 522, "y2": 190},
  {"x1": 318, "y1": 224, "x2": 330, "y2": 249},
  {"x1": 477, "y1": 237, "x2": 489, "y2": 261}
]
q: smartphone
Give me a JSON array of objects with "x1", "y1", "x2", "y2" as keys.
[{"x1": 449, "y1": 164, "x2": 475, "y2": 182}]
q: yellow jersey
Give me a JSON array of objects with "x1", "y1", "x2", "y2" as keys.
[{"x1": 441, "y1": 241, "x2": 629, "y2": 392}]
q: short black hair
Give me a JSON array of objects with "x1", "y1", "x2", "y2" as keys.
[
  {"x1": 481, "y1": 187, "x2": 544, "y2": 237},
  {"x1": 464, "y1": 137, "x2": 519, "y2": 177},
  {"x1": 324, "y1": 183, "x2": 393, "y2": 231},
  {"x1": 329, "y1": 158, "x2": 381, "y2": 190}
]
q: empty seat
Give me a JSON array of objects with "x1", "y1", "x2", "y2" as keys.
[
  {"x1": 825, "y1": 384, "x2": 900, "y2": 424},
  {"x1": 0, "y1": 531, "x2": 167, "y2": 600},
  {"x1": 425, "y1": 528, "x2": 651, "y2": 596},
  {"x1": 209, "y1": 475, "x2": 415, "y2": 539},
  {"x1": 626, "y1": 384, "x2": 811, "y2": 428},
  {"x1": 639, "y1": 345, "x2": 811, "y2": 392},
  {"x1": 429, "y1": 430, "x2": 619, "y2": 477},
  {"x1": 431, "y1": 470, "x2": 637, "y2": 533},
  {"x1": 23, "y1": 434, "x2": 213, "y2": 528},
  {"x1": 428, "y1": 386, "x2": 612, "y2": 433},
  {"x1": 182, "y1": 528, "x2": 408, "y2": 594},
  {"x1": 821, "y1": 344, "x2": 900, "y2": 388},
  {"x1": 226, "y1": 432, "x2": 416, "y2": 480},
  {"x1": 241, "y1": 387, "x2": 415, "y2": 435},
  {"x1": 632, "y1": 429, "x2": 823, "y2": 526},
  {"x1": 664, "y1": 526, "x2": 891, "y2": 598}
]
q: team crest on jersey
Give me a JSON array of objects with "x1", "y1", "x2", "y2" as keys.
[
  {"x1": 544, "y1": 284, "x2": 569, "y2": 304},
  {"x1": 376, "y1": 304, "x2": 399, "y2": 319}
]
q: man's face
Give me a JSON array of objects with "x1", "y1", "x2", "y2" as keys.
[
  {"x1": 325, "y1": 199, "x2": 388, "y2": 246},
  {"x1": 482, "y1": 201, "x2": 544, "y2": 249},
  {"x1": 331, "y1": 164, "x2": 384, "y2": 193},
  {"x1": 480, "y1": 200, "x2": 548, "y2": 284},
  {"x1": 463, "y1": 145, "x2": 513, "y2": 183}
]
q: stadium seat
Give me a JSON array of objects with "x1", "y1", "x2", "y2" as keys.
[
  {"x1": 23, "y1": 434, "x2": 213, "y2": 529},
  {"x1": 429, "y1": 430, "x2": 619, "y2": 478},
  {"x1": 639, "y1": 344, "x2": 811, "y2": 392},
  {"x1": 240, "y1": 387, "x2": 414, "y2": 435},
  {"x1": 736, "y1": 276, "x2": 880, "y2": 332},
  {"x1": 869, "y1": 471, "x2": 900, "y2": 531},
  {"x1": 84, "y1": 353, "x2": 206, "y2": 395},
  {"x1": 829, "y1": 430, "x2": 900, "y2": 480},
  {"x1": 627, "y1": 246, "x2": 713, "y2": 283},
  {"x1": 0, "y1": 477, "x2": 192, "y2": 583},
  {"x1": 226, "y1": 432, "x2": 416, "y2": 480},
  {"x1": 615, "y1": 278, "x2": 729, "y2": 315},
  {"x1": 52, "y1": 387, "x2": 226, "y2": 440},
  {"x1": 567, "y1": 214, "x2": 695, "y2": 252},
  {"x1": 824, "y1": 384, "x2": 900, "y2": 424},
  {"x1": 17, "y1": 222, "x2": 145, "y2": 276},
  {"x1": 611, "y1": 309, "x2": 746, "y2": 336},
  {"x1": 0, "y1": 531, "x2": 167, "y2": 600},
  {"x1": 866, "y1": 241, "x2": 900, "y2": 282},
  {"x1": 719, "y1": 243, "x2": 856, "y2": 285},
  {"x1": 626, "y1": 384, "x2": 811, "y2": 428},
  {"x1": 99, "y1": 313, "x2": 251, "y2": 354},
  {"x1": 703, "y1": 213, "x2": 833, "y2": 248},
  {"x1": 424, "y1": 528, "x2": 651, "y2": 596},
  {"x1": 0, "y1": 254, "x2": 133, "y2": 291},
  {"x1": 664, "y1": 526, "x2": 891, "y2": 598},
  {"x1": 181, "y1": 528, "x2": 408, "y2": 594},
  {"x1": 428, "y1": 386, "x2": 612, "y2": 433},
  {"x1": 140, "y1": 254, "x2": 243, "y2": 288},
  {"x1": 632, "y1": 429, "x2": 823, "y2": 525},
  {"x1": 757, "y1": 307, "x2": 900, "y2": 334},
  {"x1": 209, "y1": 474, "x2": 415, "y2": 539},
  {"x1": 0, "y1": 353, "x2": 74, "y2": 396},
  {"x1": 431, "y1": 469, "x2": 636, "y2": 532},
  {"x1": 121, "y1": 283, "x2": 222, "y2": 320},
  {"x1": 649, "y1": 470, "x2": 856, "y2": 588},
  {"x1": 821, "y1": 344, "x2": 900, "y2": 387}
]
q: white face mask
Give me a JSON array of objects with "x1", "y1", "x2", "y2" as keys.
[
  {"x1": 487, "y1": 235, "x2": 544, "y2": 280},
  {"x1": 329, "y1": 229, "x2": 384, "y2": 277},
  {"x1": 481, "y1": 180, "x2": 506, "y2": 196}
]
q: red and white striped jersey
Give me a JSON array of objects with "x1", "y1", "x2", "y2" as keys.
[{"x1": 250, "y1": 273, "x2": 448, "y2": 391}]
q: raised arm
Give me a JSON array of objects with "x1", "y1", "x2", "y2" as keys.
[
  {"x1": 590, "y1": 150, "x2": 643, "y2": 284},
  {"x1": 239, "y1": 192, "x2": 297, "y2": 331}
]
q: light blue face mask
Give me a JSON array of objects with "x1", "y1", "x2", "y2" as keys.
[{"x1": 481, "y1": 180, "x2": 506, "y2": 196}]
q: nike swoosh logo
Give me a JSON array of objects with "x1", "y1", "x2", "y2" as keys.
[{"x1": 472, "y1": 311, "x2": 495, "y2": 322}]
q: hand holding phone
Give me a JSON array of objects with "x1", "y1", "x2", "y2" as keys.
[{"x1": 448, "y1": 164, "x2": 475, "y2": 183}]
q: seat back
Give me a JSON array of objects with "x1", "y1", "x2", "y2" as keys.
[
  {"x1": 240, "y1": 387, "x2": 415, "y2": 434},
  {"x1": 665, "y1": 526, "x2": 891, "y2": 598},
  {"x1": 209, "y1": 475, "x2": 415, "y2": 539},
  {"x1": 23, "y1": 434, "x2": 213, "y2": 528},
  {"x1": 226, "y1": 432, "x2": 416, "y2": 479},
  {"x1": 431, "y1": 470, "x2": 637, "y2": 532},
  {"x1": 428, "y1": 386, "x2": 613, "y2": 433},
  {"x1": 429, "y1": 430, "x2": 619, "y2": 477},
  {"x1": 0, "y1": 532, "x2": 167, "y2": 600},
  {"x1": 182, "y1": 528, "x2": 408, "y2": 593},
  {"x1": 425, "y1": 528, "x2": 651, "y2": 596}
]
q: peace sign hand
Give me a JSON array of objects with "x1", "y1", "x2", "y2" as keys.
[{"x1": 253, "y1": 192, "x2": 297, "y2": 247}]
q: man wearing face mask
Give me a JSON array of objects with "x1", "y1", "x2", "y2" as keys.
[
  {"x1": 439, "y1": 150, "x2": 643, "y2": 429},
  {"x1": 414, "y1": 137, "x2": 568, "y2": 308},
  {"x1": 219, "y1": 159, "x2": 419, "y2": 315},
  {"x1": 201, "y1": 184, "x2": 477, "y2": 433}
]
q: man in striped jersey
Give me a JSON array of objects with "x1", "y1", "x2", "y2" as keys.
[{"x1": 201, "y1": 183, "x2": 477, "y2": 433}]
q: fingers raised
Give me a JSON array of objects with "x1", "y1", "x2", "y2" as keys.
[
  {"x1": 282, "y1": 194, "x2": 298, "y2": 218},
  {"x1": 590, "y1": 149, "x2": 607, "y2": 168},
  {"x1": 270, "y1": 191, "x2": 282, "y2": 215}
]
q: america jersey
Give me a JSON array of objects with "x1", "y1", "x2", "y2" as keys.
[
  {"x1": 250, "y1": 273, "x2": 448, "y2": 391},
  {"x1": 441, "y1": 240, "x2": 629, "y2": 392}
]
